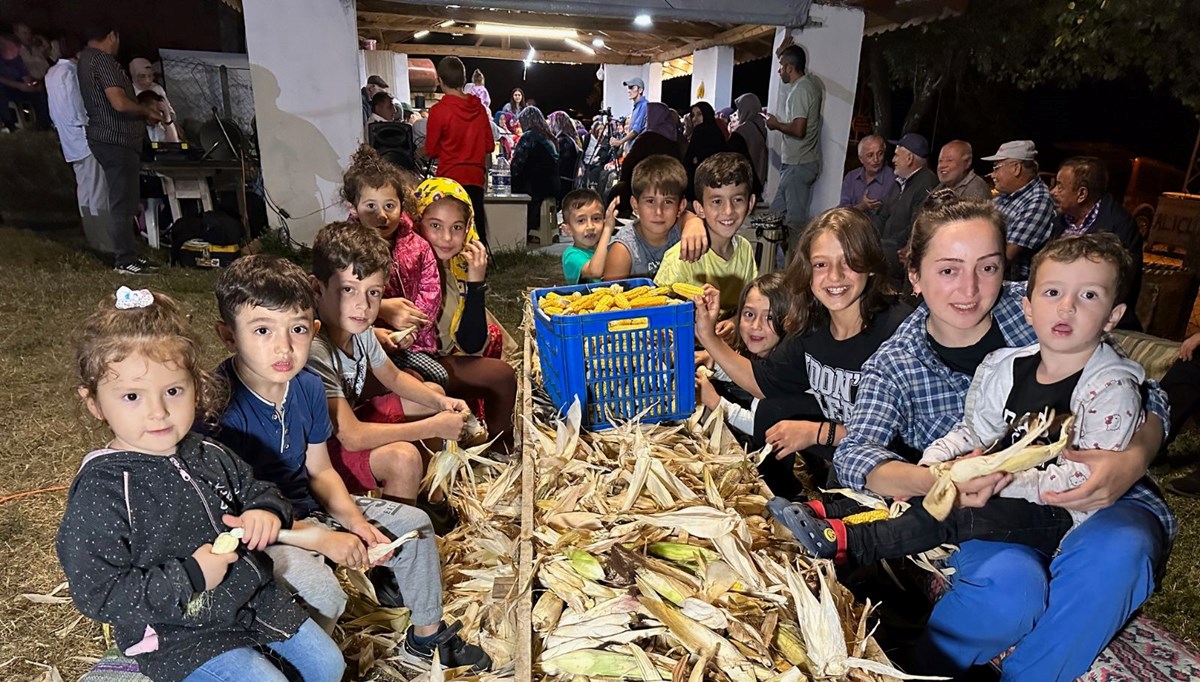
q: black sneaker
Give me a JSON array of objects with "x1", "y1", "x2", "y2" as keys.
[
  {"x1": 1166, "y1": 470, "x2": 1200, "y2": 498},
  {"x1": 398, "y1": 621, "x2": 491, "y2": 672},
  {"x1": 113, "y1": 261, "x2": 153, "y2": 276},
  {"x1": 135, "y1": 257, "x2": 162, "y2": 272},
  {"x1": 366, "y1": 565, "x2": 404, "y2": 608},
  {"x1": 417, "y1": 494, "x2": 459, "y2": 536}
]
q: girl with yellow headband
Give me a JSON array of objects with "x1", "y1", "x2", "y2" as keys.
[{"x1": 415, "y1": 178, "x2": 516, "y2": 452}]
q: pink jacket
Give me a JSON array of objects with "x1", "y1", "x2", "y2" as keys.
[{"x1": 382, "y1": 214, "x2": 442, "y2": 353}]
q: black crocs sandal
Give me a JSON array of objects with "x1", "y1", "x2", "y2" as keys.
[{"x1": 767, "y1": 497, "x2": 839, "y2": 559}]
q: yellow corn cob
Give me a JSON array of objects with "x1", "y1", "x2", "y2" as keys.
[
  {"x1": 773, "y1": 622, "x2": 811, "y2": 668},
  {"x1": 842, "y1": 509, "x2": 889, "y2": 525},
  {"x1": 630, "y1": 295, "x2": 670, "y2": 308},
  {"x1": 623, "y1": 285, "x2": 651, "y2": 300},
  {"x1": 594, "y1": 294, "x2": 615, "y2": 312},
  {"x1": 646, "y1": 541, "x2": 720, "y2": 564},
  {"x1": 613, "y1": 291, "x2": 632, "y2": 309},
  {"x1": 567, "y1": 292, "x2": 600, "y2": 312},
  {"x1": 671, "y1": 282, "x2": 705, "y2": 299},
  {"x1": 543, "y1": 305, "x2": 566, "y2": 316}
]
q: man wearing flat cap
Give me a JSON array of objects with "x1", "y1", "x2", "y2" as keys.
[
  {"x1": 610, "y1": 76, "x2": 647, "y2": 153},
  {"x1": 985, "y1": 139, "x2": 1055, "y2": 280},
  {"x1": 874, "y1": 132, "x2": 937, "y2": 286}
]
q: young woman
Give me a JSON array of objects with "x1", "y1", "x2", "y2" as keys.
[
  {"x1": 695, "y1": 207, "x2": 911, "y2": 499},
  {"x1": 684, "y1": 101, "x2": 728, "y2": 202},
  {"x1": 833, "y1": 193, "x2": 1173, "y2": 680}
]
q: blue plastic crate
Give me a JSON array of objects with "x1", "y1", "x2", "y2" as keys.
[{"x1": 532, "y1": 278, "x2": 696, "y2": 430}]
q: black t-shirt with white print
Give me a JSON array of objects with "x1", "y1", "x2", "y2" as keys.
[
  {"x1": 752, "y1": 302, "x2": 913, "y2": 423},
  {"x1": 1002, "y1": 351, "x2": 1081, "y2": 446}
]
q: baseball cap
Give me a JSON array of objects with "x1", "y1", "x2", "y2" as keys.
[
  {"x1": 981, "y1": 140, "x2": 1037, "y2": 161},
  {"x1": 887, "y1": 133, "x2": 930, "y2": 159},
  {"x1": 623, "y1": 77, "x2": 645, "y2": 90},
  {"x1": 367, "y1": 74, "x2": 389, "y2": 89}
]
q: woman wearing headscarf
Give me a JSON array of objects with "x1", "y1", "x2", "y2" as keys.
[
  {"x1": 684, "y1": 101, "x2": 728, "y2": 201},
  {"x1": 129, "y1": 57, "x2": 180, "y2": 142},
  {"x1": 727, "y1": 93, "x2": 768, "y2": 199},
  {"x1": 548, "y1": 110, "x2": 581, "y2": 204},
  {"x1": 510, "y1": 106, "x2": 560, "y2": 239},
  {"x1": 612, "y1": 102, "x2": 684, "y2": 217}
]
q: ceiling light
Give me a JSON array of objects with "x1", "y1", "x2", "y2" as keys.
[
  {"x1": 564, "y1": 38, "x2": 595, "y2": 55},
  {"x1": 439, "y1": 19, "x2": 455, "y2": 27},
  {"x1": 591, "y1": 37, "x2": 605, "y2": 48},
  {"x1": 525, "y1": 47, "x2": 536, "y2": 65},
  {"x1": 634, "y1": 14, "x2": 653, "y2": 27},
  {"x1": 476, "y1": 23, "x2": 577, "y2": 39},
  {"x1": 413, "y1": 30, "x2": 430, "y2": 38}
]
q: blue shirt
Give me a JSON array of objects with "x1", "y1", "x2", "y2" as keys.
[
  {"x1": 833, "y1": 282, "x2": 1176, "y2": 541},
  {"x1": 838, "y1": 166, "x2": 897, "y2": 211},
  {"x1": 629, "y1": 97, "x2": 648, "y2": 135},
  {"x1": 215, "y1": 359, "x2": 333, "y2": 518},
  {"x1": 994, "y1": 178, "x2": 1056, "y2": 279}
]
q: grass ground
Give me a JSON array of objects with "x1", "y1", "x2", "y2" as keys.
[{"x1": 0, "y1": 225, "x2": 1198, "y2": 679}]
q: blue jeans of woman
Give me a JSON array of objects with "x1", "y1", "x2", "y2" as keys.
[
  {"x1": 182, "y1": 619, "x2": 344, "y2": 682},
  {"x1": 913, "y1": 499, "x2": 1165, "y2": 681}
]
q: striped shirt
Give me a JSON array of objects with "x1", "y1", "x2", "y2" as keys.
[
  {"x1": 833, "y1": 282, "x2": 1176, "y2": 541},
  {"x1": 77, "y1": 47, "x2": 144, "y2": 151},
  {"x1": 995, "y1": 177, "x2": 1056, "y2": 279}
]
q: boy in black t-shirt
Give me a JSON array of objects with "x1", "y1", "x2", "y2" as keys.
[{"x1": 771, "y1": 234, "x2": 1147, "y2": 565}]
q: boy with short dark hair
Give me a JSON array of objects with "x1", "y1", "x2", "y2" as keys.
[
  {"x1": 655, "y1": 152, "x2": 758, "y2": 314},
  {"x1": 772, "y1": 233, "x2": 1149, "y2": 565},
  {"x1": 559, "y1": 188, "x2": 616, "y2": 284},
  {"x1": 214, "y1": 253, "x2": 490, "y2": 671},
  {"x1": 603, "y1": 154, "x2": 688, "y2": 280}
]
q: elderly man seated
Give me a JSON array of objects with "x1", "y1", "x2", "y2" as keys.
[
  {"x1": 984, "y1": 140, "x2": 1056, "y2": 280},
  {"x1": 935, "y1": 139, "x2": 990, "y2": 201},
  {"x1": 838, "y1": 134, "x2": 895, "y2": 215}
]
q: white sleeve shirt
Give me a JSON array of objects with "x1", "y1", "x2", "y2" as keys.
[{"x1": 45, "y1": 59, "x2": 92, "y2": 163}]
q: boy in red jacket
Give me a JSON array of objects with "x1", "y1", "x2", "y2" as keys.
[{"x1": 425, "y1": 56, "x2": 494, "y2": 249}]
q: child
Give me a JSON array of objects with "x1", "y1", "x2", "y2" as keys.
[
  {"x1": 57, "y1": 287, "x2": 343, "y2": 682},
  {"x1": 602, "y1": 154, "x2": 688, "y2": 280},
  {"x1": 656, "y1": 152, "x2": 758, "y2": 314},
  {"x1": 559, "y1": 188, "x2": 617, "y2": 284},
  {"x1": 213, "y1": 256, "x2": 491, "y2": 671},
  {"x1": 416, "y1": 177, "x2": 517, "y2": 452},
  {"x1": 305, "y1": 221, "x2": 469, "y2": 518},
  {"x1": 342, "y1": 145, "x2": 446, "y2": 386},
  {"x1": 426, "y1": 56, "x2": 493, "y2": 248},
  {"x1": 771, "y1": 233, "x2": 1147, "y2": 565},
  {"x1": 696, "y1": 272, "x2": 788, "y2": 436},
  {"x1": 136, "y1": 89, "x2": 178, "y2": 143}
]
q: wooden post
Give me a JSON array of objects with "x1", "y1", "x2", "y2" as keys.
[{"x1": 515, "y1": 294, "x2": 536, "y2": 681}]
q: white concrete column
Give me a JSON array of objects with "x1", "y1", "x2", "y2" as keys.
[
  {"x1": 764, "y1": 6, "x2": 865, "y2": 219},
  {"x1": 603, "y1": 63, "x2": 664, "y2": 117},
  {"x1": 361, "y1": 49, "x2": 412, "y2": 107},
  {"x1": 689, "y1": 45, "x2": 734, "y2": 109},
  {"x1": 244, "y1": 0, "x2": 361, "y2": 244}
]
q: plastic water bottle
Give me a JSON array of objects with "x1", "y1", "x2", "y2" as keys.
[{"x1": 493, "y1": 156, "x2": 511, "y2": 196}]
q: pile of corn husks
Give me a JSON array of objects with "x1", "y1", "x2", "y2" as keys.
[{"x1": 332, "y1": 391, "x2": 937, "y2": 680}]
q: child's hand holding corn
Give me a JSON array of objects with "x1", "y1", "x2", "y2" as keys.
[
  {"x1": 192, "y1": 543, "x2": 238, "y2": 591},
  {"x1": 426, "y1": 409, "x2": 469, "y2": 441},
  {"x1": 693, "y1": 284, "x2": 722, "y2": 342},
  {"x1": 222, "y1": 511, "x2": 281, "y2": 551},
  {"x1": 316, "y1": 530, "x2": 372, "y2": 570}
]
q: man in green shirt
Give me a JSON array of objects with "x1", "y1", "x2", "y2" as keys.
[{"x1": 767, "y1": 37, "x2": 823, "y2": 251}]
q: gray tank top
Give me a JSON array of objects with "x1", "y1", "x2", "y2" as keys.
[{"x1": 612, "y1": 222, "x2": 681, "y2": 278}]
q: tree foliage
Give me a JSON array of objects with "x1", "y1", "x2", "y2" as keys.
[{"x1": 867, "y1": 0, "x2": 1200, "y2": 135}]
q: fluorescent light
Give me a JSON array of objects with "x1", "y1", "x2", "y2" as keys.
[
  {"x1": 634, "y1": 14, "x2": 653, "y2": 27},
  {"x1": 591, "y1": 37, "x2": 605, "y2": 48},
  {"x1": 413, "y1": 30, "x2": 430, "y2": 38},
  {"x1": 476, "y1": 23, "x2": 577, "y2": 39},
  {"x1": 439, "y1": 19, "x2": 455, "y2": 27},
  {"x1": 564, "y1": 38, "x2": 595, "y2": 55}
]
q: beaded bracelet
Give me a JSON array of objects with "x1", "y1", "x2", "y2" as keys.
[{"x1": 824, "y1": 421, "x2": 836, "y2": 447}]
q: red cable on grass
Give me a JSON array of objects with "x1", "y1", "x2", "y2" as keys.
[{"x1": 0, "y1": 485, "x2": 67, "y2": 505}]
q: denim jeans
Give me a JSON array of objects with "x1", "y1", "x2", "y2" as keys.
[
  {"x1": 182, "y1": 619, "x2": 344, "y2": 682},
  {"x1": 770, "y1": 160, "x2": 819, "y2": 250},
  {"x1": 912, "y1": 499, "x2": 1164, "y2": 681}
]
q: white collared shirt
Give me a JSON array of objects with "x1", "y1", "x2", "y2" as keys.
[{"x1": 45, "y1": 59, "x2": 91, "y2": 163}]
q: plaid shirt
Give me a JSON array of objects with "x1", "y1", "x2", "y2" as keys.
[
  {"x1": 995, "y1": 178, "x2": 1056, "y2": 279},
  {"x1": 834, "y1": 282, "x2": 1176, "y2": 540},
  {"x1": 1060, "y1": 200, "x2": 1102, "y2": 236}
]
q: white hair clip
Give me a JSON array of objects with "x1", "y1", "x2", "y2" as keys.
[{"x1": 115, "y1": 286, "x2": 155, "y2": 310}]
